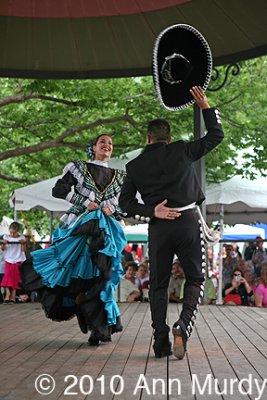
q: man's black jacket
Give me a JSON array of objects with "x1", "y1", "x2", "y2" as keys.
[{"x1": 119, "y1": 108, "x2": 224, "y2": 220}]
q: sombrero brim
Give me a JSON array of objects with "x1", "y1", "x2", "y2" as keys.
[{"x1": 153, "y1": 24, "x2": 213, "y2": 111}]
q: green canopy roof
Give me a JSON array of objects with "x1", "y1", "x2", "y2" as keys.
[{"x1": 0, "y1": 0, "x2": 267, "y2": 79}]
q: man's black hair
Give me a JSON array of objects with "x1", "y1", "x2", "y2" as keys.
[{"x1": 147, "y1": 119, "x2": 171, "y2": 142}]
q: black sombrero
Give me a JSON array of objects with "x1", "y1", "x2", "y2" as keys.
[{"x1": 153, "y1": 24, "x2": 213, "y2": 111}]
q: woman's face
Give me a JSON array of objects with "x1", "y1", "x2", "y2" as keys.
[
  {"x1": 233, "y1": 270, "x2": 242, "y2": 283},
  {"x1": 93, "y1": 135, "x2": 113, "y2": 161},
  {"x1": 125, "y1": 266, "x2": 135, "y2": 279},
  {"x1": 138, "y1": 267, "x2": 147, "y2": 278}
]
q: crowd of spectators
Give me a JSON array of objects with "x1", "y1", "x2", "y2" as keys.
[
  {"x1": 1, "y1": 224, "x2": 267, "y2": 309},
  {"x1": 218, "y1": 237, "x2": 267, "y2": 307},
  {"x1": 118, "y1": 237, "x2": 267, "y2": 309}
]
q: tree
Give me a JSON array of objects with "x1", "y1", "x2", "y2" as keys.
[{"x1": 0, "y1": 56, "x2": 267, "y2": 229}]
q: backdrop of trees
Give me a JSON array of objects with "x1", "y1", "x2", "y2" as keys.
[{"x1": 0, "y1": 56, "x2": 266, "y2": 233}]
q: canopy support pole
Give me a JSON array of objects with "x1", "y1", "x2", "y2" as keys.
[
  {"x1": 217, "y1": 204, "x2": 224, "y2": 305},
  {"x1": 50, "y1": 211, "x2": 54, "y2": 240}
]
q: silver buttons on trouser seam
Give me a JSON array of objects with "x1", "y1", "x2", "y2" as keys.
[{"x1": 183, "y1": 218, "x2": 206, "y2": 340}]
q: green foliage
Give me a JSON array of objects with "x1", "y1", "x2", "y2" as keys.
[{"x1": 0, "y1": 56, "x2": 267, "y2": 230}]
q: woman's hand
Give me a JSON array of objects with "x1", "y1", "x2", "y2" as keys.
[
  {"x1": 231, "y1": 278, "x2": 240, "y2": 288},
  {"x1": 87, "y1": 202, "x2": 98, "y2": 211},
  {"x1": 241, "y1": 277, "x2": 251, "y2": 293},
  {"x1": 102, "y1": 207, "x2": 112, "y2": 216},
  {"x1": 127, "y1": 291, "x2": 141, "y2": 302}
]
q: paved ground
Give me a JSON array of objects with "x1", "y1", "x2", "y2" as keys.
[{"x1": 0, "y1": 302, "x2": 267, "y2": 400}]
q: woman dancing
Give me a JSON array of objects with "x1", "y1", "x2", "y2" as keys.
[{"x1": 20, "y1": 135, "x2": 126, "y2": 345}]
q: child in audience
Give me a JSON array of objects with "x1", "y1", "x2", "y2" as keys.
[{"x1": 1, "y1": 222, "x2": 26, "y2": 304}]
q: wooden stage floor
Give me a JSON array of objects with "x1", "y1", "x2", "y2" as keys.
[{"x1": 0, "y1": 302, "x2": 267, "y2": 400}]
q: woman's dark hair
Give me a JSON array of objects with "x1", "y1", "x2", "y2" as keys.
[
  {"x1": 232, "y1": 268, "x2": 243, "y2": 277},
  {"x1": 147, "y1": 119, "x2": 170, "y2": 142},
  {"x1": 124, "y1": 261, "x2": 138, "y2": 272}
]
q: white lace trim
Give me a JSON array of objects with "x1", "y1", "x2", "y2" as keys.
[
  {"x1": 89, "y1": 160, "x2": 109, "y2": 168},
  {"x1": 100, "y1": 195, "x2": 119, "y2": 214},
  {"x1": 60, "y1": 213, "x2": 78, "y2": 226}
]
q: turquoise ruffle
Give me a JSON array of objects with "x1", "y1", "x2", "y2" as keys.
[{"x1": 31, "y1": 209, "x2": 126, "y2": 326}]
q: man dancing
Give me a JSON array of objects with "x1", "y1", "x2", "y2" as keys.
[{"x1": 119, "y1": 86, "x2": 224, "y2": 359}]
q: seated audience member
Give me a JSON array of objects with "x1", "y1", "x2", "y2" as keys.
[
  {"x1": 123, "y1": 262, "x2": 141, "y2": 286},
  {"x1": 222, "y1": 245, "x2": 238, "y2": 286},
  {"x1": 255, "y1": 262, "x2": 267, "y2": 308},
  {"x1": 136, "y1": 262, "x2": 150, "y2": 302},
  {"x1": 223, "y1": 268, "x2": 253, "y2": 306},
  {"x1": 252, "y1": 236, "x2": 267, "y2": 277},
  {"x1": 244, "y1": 241, "x2": 256, "y2": 261},
  {"x1": 168, "y1": 260, "x2": 185, "y2": 303},
  {"x1": 118, "y1": 263, "x2": 141, "y2": 302},
  {"x1": 243, "y1": 269, "x2": 257, "y2": 304}
]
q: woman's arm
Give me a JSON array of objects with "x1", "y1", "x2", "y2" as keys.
[
  {"x1": 240, "y1": 277, "x2": 252, "y2": 294},
  {"x1": 126, "y1": 290, "x2": 141, "y2": 302},
  {"x1": 254, "y1": 292, "x2": 263, "y2": 307},
  {"x1": 224, "y1": 285, "x2": 235, "y2": 296},
  {"x1": 53, "y1": 171, "x2": 94, "y2": 210}
]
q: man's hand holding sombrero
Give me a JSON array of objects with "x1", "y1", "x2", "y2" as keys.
[{"x1": 190, "y1": 86, "x2": 209, "y2": 110}]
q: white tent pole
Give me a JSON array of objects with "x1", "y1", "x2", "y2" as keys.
[
  {"x1": 14, "y1": 205, "x2": 17, "y2": 222},
  {"x1": 50, "y1": 211, "x2": 54, "y2": 239},
  {"x1": 218, "y1": 204, "x2": 224, "y2": 305}
]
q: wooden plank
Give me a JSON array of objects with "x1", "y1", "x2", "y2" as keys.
[
  {"x1": 98, "y1": 303, "x2": 152, "y2": 400},
  {"x1": 33, "y1": 302, "x2": 137, "y2": 400},
  {"x1": 210, "y1": 306, "x2": 267, "y2": 373},
  {"x1": 1, "y1": 304, "x2": 267, "y2": 400},
  {"x1": 1, "y1": 302, "x2": 132, "y2": 400},
  {"x1": 200, "y1": 306, "x2": 267, "y2": 400}
]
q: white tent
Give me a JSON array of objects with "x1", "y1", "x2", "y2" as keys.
[
  {"x1": 206, "y1": 175, "x2": 267, "y2": 224},
  {"x1": 9, "y1": 176, "x2": 70, "y2": 212},
  {"x1": 0, "y1": 216, "x2": 14, "y2": 235},
  {"x1": 10, "y1": 171, "x2": 267, "y2": 225},
  {"x1": 124, "y1": 224, "x2": 148, "y2": 242},
  {"x1": 9, "y1": 149, "x2": 142, "y2": 213},
  {"x1": 223, "y1": 224, "x2": 265, "y2": 240},
  {"x1": 122, "y1": 223, "x2": 266, "y2": 243}
]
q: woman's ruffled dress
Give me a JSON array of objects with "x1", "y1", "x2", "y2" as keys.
[{"x1": 20, "y1": 209, "x2": 126, "y2": 338}]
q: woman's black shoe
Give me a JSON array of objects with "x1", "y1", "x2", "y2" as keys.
[{"x1": 88, "y1": 330, "x2": 111, "y2": 346}]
